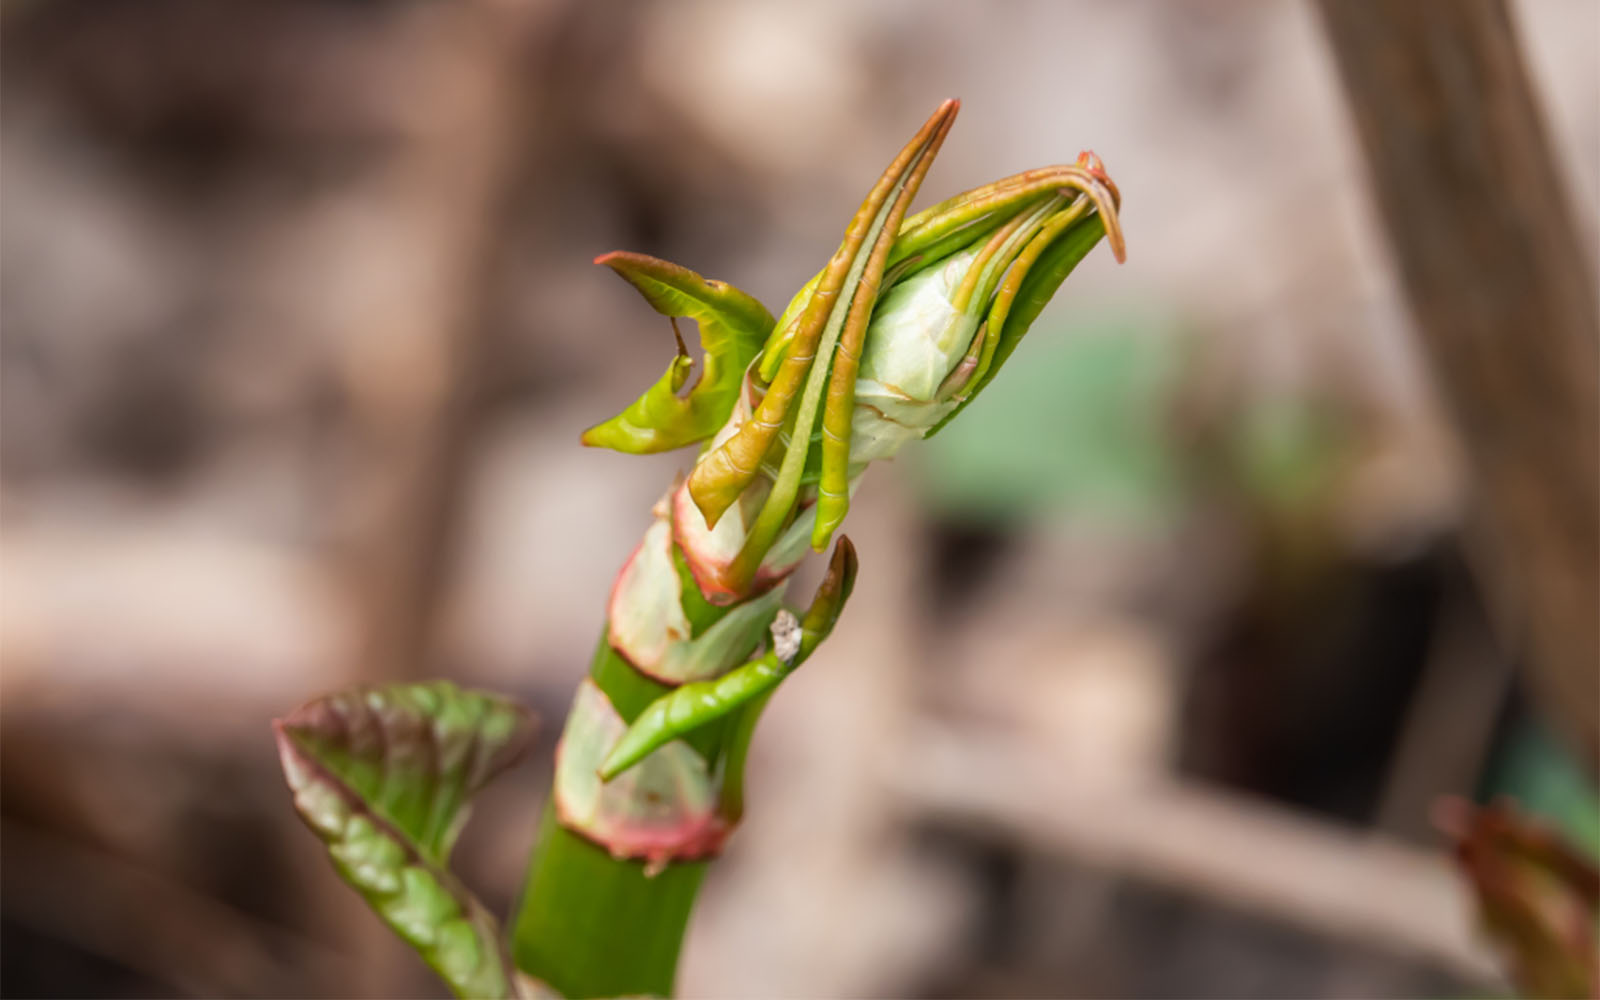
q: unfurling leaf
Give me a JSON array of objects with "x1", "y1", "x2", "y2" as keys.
[
  {"x1": 674, "y1": 128, "x2": 1122, "y2": 591},
  {"x1": 688, "y1": 100, "x2": 958, "y2": 553},
  {"x1": 600, "y1": 536, "x2": 858, "y2": 781},
  {"x1": 581, "y1": 253, "x2": 775, "y2": 454},
  {"x1": 553, "y1": 678, "x2": 728, "y2": 872},
  {"x1": 275, "y1": 682, "x2": 536, "y2": 999}
]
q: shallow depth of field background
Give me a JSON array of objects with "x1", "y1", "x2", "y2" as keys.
[{"x1": 2, "y1": 1, "x2": 1596, "y2": 996}]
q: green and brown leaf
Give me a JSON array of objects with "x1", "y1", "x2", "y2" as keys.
[{"x1": 275, "y1": 682, "x2": 537, "y2": 999}]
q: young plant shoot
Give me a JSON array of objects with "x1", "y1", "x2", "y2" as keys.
[{"x1": 276, "y1": 99, "x2": 1124, "y2": 999}]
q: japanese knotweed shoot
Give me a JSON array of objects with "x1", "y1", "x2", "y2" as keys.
[{"x1": 279, "y1": 97, "x2": 1124, "y2": 1000}]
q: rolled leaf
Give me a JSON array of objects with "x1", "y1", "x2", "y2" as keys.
[
  {"x1": 553, "y1": 679, "x2": 727, "y2": 874},
  {"x1": 275, "y1": 682, "x2": 536, "y2": 999},
  {"x1": 607, "y1": 509, "x2": 787, "y2": 684},
  {"x1": 672, "y1": 446, "x2": 820, "y2": 605},
  {"x1": 926, "y1": 210, "x2": 1107, "y2": 437},
  {"x1": 600, "y1": 536, "x2": 858, "y2": 780},
  {"x1": 688, "y1": 99, "x2": 960, "y2": 532},
  {"x1": 582, "y1": 252, "x2": 775, "y2": 454},
  {"x1": 812, "y1": 105, "x2": 958, "y2": 550}
]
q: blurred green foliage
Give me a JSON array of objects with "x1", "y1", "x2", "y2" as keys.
[
  {"x1": 914, "y1": 314, "x2": 1349, "y2": 531},
  {"x1": 915, "y1": 315, "x2": 1185, "y2": 526},
  {"x1": 1231, "y1": 394, "x2": 1345, "y2": 517},
  {"x1": 1484, "y1": 719, "x2": 1600, "y2": 862}
]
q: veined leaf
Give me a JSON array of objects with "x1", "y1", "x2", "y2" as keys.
[
  {"x1": 275, "y1": 682, "x2": 536, "y2": 999},
  {"x1": 582, "y1": 252, "x2": 775, "y2": 454}
]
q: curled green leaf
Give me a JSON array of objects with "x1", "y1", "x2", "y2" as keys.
[
  {"x1": 582, "y1": 252, "x2": 775, "y2": 455},
  {"x1": 599, "y1": 536, "x2": 858, "y2": 781},
  {"x1": 811, "y1": 107, "x2": 956, "y2": 552},
  {"x1": 719, "y1": 101, "x2": 956, "y2": 589},
  {"x1": 275, "y1": 682, "x2": 536, "y2": 999},
  {"x1": 740, "y1": 152, "x2": 1124, "y2": 494},
  {"x1": 687, "y1": 99, "x2": 960, "y2": 533}
]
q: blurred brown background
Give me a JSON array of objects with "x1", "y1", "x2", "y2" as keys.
[{"x1": 2, "y1": 1, "x2": 1596, "y2": 997}]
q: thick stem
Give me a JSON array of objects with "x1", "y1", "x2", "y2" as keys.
[
  {"x1": 512, "y1": 803, "x2": 706, "y2": 998},
  {"x1": 513, "y1": 612, "x2": 733, "y2": 996}
]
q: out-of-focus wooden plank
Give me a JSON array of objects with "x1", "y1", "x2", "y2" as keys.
[
  {"x1": 327, "y1": 2, "x2": 547, "y2": 683},
  {"x1": 1377, "y1": 577, "x2": 1513, "y2": 841},
  {"x1": 888, "y1": 727, "x2": 1503, "y2": 986},
  {"x1": 1314, "y1": 0, "x2": 1599, "y2": 760}
]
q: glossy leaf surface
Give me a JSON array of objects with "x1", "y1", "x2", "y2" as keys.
[{"x1": 582, "y1": 253, "x2": 775, "y2": 454}]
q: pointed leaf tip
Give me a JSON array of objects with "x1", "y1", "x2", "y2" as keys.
[
  {"x1": 584, "y1": 252, "x2": 774, "y2": 455},
  {"x1": 1075, "y1": 150, "x2": 1119, "y2": 202},
  {"x1": 701, "y1": 98, "x2": 958, "y2": 573},
  {"x1": 804, "y1": 535, "x2": 858, "y2": 642},
  {"x1": 1072, "y1": 150, "x2": 1125, "y2": 263}
]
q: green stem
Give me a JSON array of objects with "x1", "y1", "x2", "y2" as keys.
[
  {"x1": 514, "y1": 576, "x2": 734, "y2": 996},
  {"x1": 513, "y1": 802, "x2": 706, "y2": 998}
]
